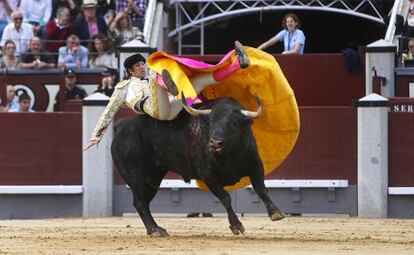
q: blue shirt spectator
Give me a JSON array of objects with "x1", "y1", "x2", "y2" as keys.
[
  {"x1": 258, "y1": 13, "x2": 305, "y2": 55},
  {"x1": 6, "y1": 85, "x2": 19, "y2": 112},
  {"x1": 58, "y1": 34, "x2": 89, "y2": 69},
  {"x1": 275, "y1": 29, "x2": 305, "y2": 55}
]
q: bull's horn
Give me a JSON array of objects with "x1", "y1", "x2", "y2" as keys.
[
  {"x1": 181, "y1": 91, "x2": 211, "y2": 116},
  {"x1": 240, "y1": 94, "x2": 263, "y2": 119}
]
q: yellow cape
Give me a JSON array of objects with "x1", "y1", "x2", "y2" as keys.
[{"x1": 147, "y1": 47, "x2": 300, "y2": 191}]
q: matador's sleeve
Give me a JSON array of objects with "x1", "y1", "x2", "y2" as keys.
[{"x1": 90, "y1": 88, "x2": 125, "y2": 142}]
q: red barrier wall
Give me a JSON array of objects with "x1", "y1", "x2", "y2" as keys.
[
  {"x1": 389, "y1": 112, "x2": 414, "y2": 187},
  {"x1": 0, "y1": 112, "x2": 82, "y2": 185},
  {"x1": 267, "y1": 106, "x2": 358, "y2": 184}
]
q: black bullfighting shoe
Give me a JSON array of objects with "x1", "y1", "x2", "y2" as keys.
[
  {"x1": 162, "y1": 69, "x2": 179, "y2": 96},
  {"x1": 235, "y1": 40, "x2": 250, "y2": 69}
]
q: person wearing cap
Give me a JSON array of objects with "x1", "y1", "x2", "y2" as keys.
[
  {"x1": 53, "y1": 68, "x2": 88, "y2": 111},
  {"x1": 73, "y1": 0, "x2": 107, "y2": 46},
  {"x1": 84, "y1": 41, "x2": 251, "y2": 150},
  {"x1": 94, "y1": 67, "x2": 117, "y2": 96}
]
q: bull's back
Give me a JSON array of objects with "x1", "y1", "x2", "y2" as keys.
[{"x1": 111, "y1": 113, "x2": 204, "y2": 177}]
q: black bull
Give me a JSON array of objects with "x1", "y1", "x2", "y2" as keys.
[{"x1": 111, "y1": 97, "x2": 284, "y2": 236}]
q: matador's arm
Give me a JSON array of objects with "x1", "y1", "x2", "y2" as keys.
[{"x1": 90, "y1": 88, "x2": 125, "y2": 142}]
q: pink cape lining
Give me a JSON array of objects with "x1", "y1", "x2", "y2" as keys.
[
  {"x1": 167, "y1": 50, "x2": 235, "y2": 105},
  {"x1": 169, "y1": 50, "x2": 234, "y2": 70}
]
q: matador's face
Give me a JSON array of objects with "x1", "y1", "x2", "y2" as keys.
[{"x1": 128, "y1": 61, "x2": 146, "y2": 79}]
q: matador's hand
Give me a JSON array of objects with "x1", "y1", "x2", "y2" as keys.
[{"x1": 83, "y1": 140, "x2": 99, "y2": 151}]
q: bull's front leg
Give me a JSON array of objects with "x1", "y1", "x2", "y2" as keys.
[
  {"x1": 203, "y1": 180, "x2": 245, "y2": 235},
  {"x1": 249, "y1": 159, "x2": 285, "y2": 221}
]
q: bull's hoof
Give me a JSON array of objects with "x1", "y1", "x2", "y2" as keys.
[
  {"x1": 229, "y1": 224, "x2": 245, "y2": 235},
  {"x1": 147, "y1": 227, "x2": 169, "y2": 237},
  {"x1": 270, "y1": 212, "x2": 285, "y2": 221}
]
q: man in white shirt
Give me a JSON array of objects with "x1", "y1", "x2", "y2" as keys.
[
  {"x1": 0, "y1": 0, "x2": 18, "y2": 38},
  {"x1": 1, "y1": 11, "x2": 34, "y2": 54}
]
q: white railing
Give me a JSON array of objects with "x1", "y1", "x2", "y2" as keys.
[
  {"x1": 143, "y1": 0, "x2": 158, "y2": 45},
  {"x1": 384, "y1": 0, "x2": 409, "y2": 43}
]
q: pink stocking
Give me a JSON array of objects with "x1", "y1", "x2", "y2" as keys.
[{"x1": 212, "y1": 60, "x2": 241, "y2": 82}]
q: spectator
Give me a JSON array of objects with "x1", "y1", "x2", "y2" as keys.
[
  {"x1": 96, "y1": 0, "x2": 115, "y2": 25},
  {"x1": 258, "y1": 13, "x2": 306, "y2": 55},
  {"x1": 73, "y1": 0, "x2": 108, "y2": 46},
  {"x1": 9, "y1": 93, "x2": 35, "y2": 112},
  {"x1": 52, "y1": 0, "x2": 81, "y2": 20},
  {"x1": 88, "y1": 33, "x2": 116, "y2": 68},
  {"x1": 45, "y1": 6, "x2": 73, "y2": 54},
  {"x1": 58, "y1": 34, "x2": 89, "y2": 69},
  {"x1": 402, "y1": 39, "x2": 414, "y2": 65},
  {"x1": 0, "y1": 11, "x2": 34, "y2": 54},
  {"x1": 94, "y1": 67, "x2": 117, "y2": 96},
  {"x1": 19, "y1": 0, "x2": 53, "y2": 38},
  {"x1": 0, "y1": 40, "x2": 20, "y2": 69},
  {"x1": 115, "y1": 0, "x2": 148, "y2": 32},
  {"x1": 20, "y1": 36, "x2": 56, "y2": 69},
  {"x1": 5, "y1": 84, "x2": 18, "y2": 111},
  {"x1": 53, "y1": 68, "x2": 87, "y2": 111},
  {"x1": 0, "y1": 0, "x2": 18, "y2": 39},
  {"x1": 108, "y1": 11, "x2": 144, "y2": 46}
]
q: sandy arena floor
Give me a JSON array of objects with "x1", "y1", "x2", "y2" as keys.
[{"x1": 0, "y1": 215, "x2": 413, "y2": 255}]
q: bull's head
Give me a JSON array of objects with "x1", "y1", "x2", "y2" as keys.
[{"x1": 181, "y1": 93, "x2": 263, "y2": 154}]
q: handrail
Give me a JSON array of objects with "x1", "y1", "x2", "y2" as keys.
[
  {"x1": 143, "y1": 0, "x2": 157, "y2": 45},
  {"x1": 385, "y1": 0, "x2": 408, "y2": 43}
]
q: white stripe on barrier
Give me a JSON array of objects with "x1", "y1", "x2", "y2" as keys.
[
  {"x1": 158, "y1": 179, "x2": 349, "y2": 189},
  {"x1": 388, "y1": 187, "x2": 414, "y2": 195},
  {"x1": 0, "y1": 185, "x2": 83, "y2": 194}
]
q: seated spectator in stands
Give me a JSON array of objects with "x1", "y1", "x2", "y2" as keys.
[
  {"x1": 94, "y1": 67, "x2": 117, "y2": 96},
  {"x1": 402, "y1": 39, "x2": 414, "y2": 65},
  {"x1": 54, "y1": 68, "x2": 88, "y2": 111},
  {"x1": 88, "y1": 33, "x2": 116, "y2": 68},
  {"x1": 258, "y1": 13, "x2": 305, "y2": 55},
  {"x1": 0, "y1": 11, "x2": 34, "y2": 54},
  {"x1": 96, "y1": 0, "x2": 115, "y2": 25},
  {"x1": 73, "y1": 0, "x2": 108, "y2": 46},
  {"x1": 0, "y1": 40, "x2": 20, "y2": 69},
  {"x1": 115, "y1": 0, "x2": 147, "y2": 32},
  {"x1": 45, "y1": 6, "x2": 73, "y2": 54},
  {"x1": 20, "y1": 37, "x2": 56, "y2": 69},
  {"x1": 108, "y1": 11, "x2": 144, "y2": 46},
  {"x1": 0, "y1": 0, "x2": 18, "y2": 39},
  {"x1": 8, "y1": 93, "x2": 35, "y2": 112},
  {"x1": 58, "y1": 34, "x2": 89, "y2": 68},
  {"x1": 5, "y1": 84, "x2": 18, "y2": 111},
  {"x1": 19, "y1": 0, "x2": 53, "y2": 38},
  {"x1": 52, "y1": 0, "x2": 81, "y2": 20}
]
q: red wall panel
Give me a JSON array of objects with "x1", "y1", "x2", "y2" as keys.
[
  {"x1": 389, "y1": 112, "x2": 414, "y2": 186},
  {"x1": 268, "y1": 107, "x2": 358, "y2": 184},
  {"x1": 0, "y1": 113, "x2": 82, "y2": 185}
]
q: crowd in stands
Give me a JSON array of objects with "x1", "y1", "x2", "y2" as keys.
[
  {"x1": 0, "y1": 0, "x2": 148, "y2": 70},
  {"x1": 0, "y1": 0, "x2": 148, "y2": 112}
]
